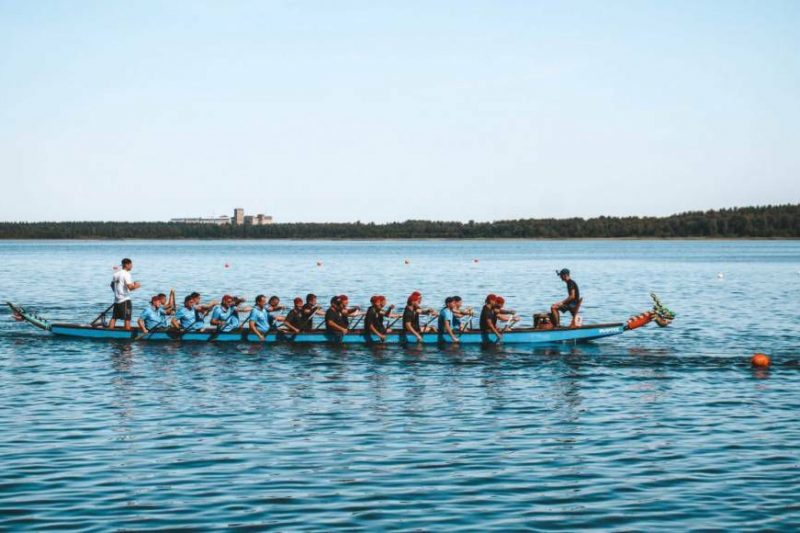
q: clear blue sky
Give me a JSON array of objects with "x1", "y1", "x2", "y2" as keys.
[{"x1": 1, "y1": 0, "x2": 798, "y2": 223}]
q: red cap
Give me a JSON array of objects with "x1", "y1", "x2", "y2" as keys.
[
  {"x1": 496, "y1": 296, "x2": 505, "y2": 306},
  {"x1": 339, "y1": 294, "x2": 349, "y2": 303},
  {"x1": 151, "y1": 295, "x2": 161, "y2": 304},
  {"x1": 370, "y1": 295, "x2": 380, "y2": 305},
  {"x1": 407, "y1": 291, "x2": 422, "y2": 305},
  {"x1": 293, "y1": 297, "x2": 303, "y2": 306},
  {"x1": 485, "y1": 294, "x2": 497, "y2": 304}
]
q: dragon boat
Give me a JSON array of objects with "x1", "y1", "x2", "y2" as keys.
[{"x1": 6, "y1": 295, "x2": 674, "y2": 345}]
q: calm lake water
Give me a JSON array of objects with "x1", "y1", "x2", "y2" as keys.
[{"x1": 1, "y1": 240, "x2": 799, "y2": 530}]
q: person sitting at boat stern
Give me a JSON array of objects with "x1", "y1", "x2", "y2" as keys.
[
  {"x1": 325, "y1": 296, "x2": 350, "y2": 342},
  {"x1": 480, "y1": 294, "x2": 503, "y2": 343},
  {"x1": 210, "y1": 295, "x2": 245, "y2": 332},
  {"x1": 438, "y1": 297, "x2": 460, "y2": 344},
  {"x1": 551, "y1": 268, "x2": 581, "y2": 328},
  {"x1": 137, "y1": 295, "x2": 169, "y2": 335},
  {"x1": 108, "y1": 258, "x2": 141, "y2": 330}
]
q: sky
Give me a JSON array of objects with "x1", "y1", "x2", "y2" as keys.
[{"x1": 0, "y1": 0, "x2": 798, "y2": 223}]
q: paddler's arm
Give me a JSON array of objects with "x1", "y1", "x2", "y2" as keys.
[
  {"x1": 249, "y1": 319, "x2": 265, "y2": 341},
  {"x1": 164, "y1": 289, "x2": 176, "y2": 313},
  {"x1": 369, "y1": 323, "x2": 386, "y2": 341},
  {"x1": 443, "y1": 320, "x2": 458, "y2": 342},
  {"x1": 171, "y1": 317, "x2": 180, "y2": 329},
  {"x1": 137, "y1": 318, "x2": 148, "y2": 335},
  {"x1": 405, "y1": 320, "x2": 423, "y2": 342},
  {"x1": 282, "y1": 321, "x2": 299, "y2": 333},
  {"x1": 327, "y1": 318, "x2": 348, "y2": 334},
  {"x1": 487, "y1": 319, "x2": 503, "y2": 339}
]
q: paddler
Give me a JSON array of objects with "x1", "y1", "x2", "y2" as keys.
[
  {"x1": 210, "y1": 295, "x2": 246, "y2": 332},
  {"x1": 325, "y1": 296, "x2": 349, "y2": 342},
  {"x1": 551, "y1": 268, "x2": 581, "y2": 327},
  {"x1": 247, "y1": 295, "x2": 276, "y2": 340},
  {"x1": 108, "y1": 257, "x2": 141, "y2": 330},
  {"x1": 363, "y1": 295, "x2": 398, "y2": 343},
  {"x1": 172, "y1": 292, "x2": 214, "y2": 331},
  {"x1": 495, "y1": 296, "x2": 521, "y2": 330},
  {"x1": 137, "y1": 295, "x2": 169, "y2": 335},
  {"x1": 451, "y1": 295, "x2": 474, "y2": 331},
  {"x1": 338, "y1": 294, "x2": 362, "y2": 321},
  {"x1": 300, "y1": 293, "x2": 325, "y2": 330},
  {"x1": 438, "y1": 296, "x2": 459, "y2": 343},
  {"x1": 479, "y1": 294, "x2": 503, "y2": 342},
  {"x1": 402, "y1": 291, "x2": 437, "y2": 344},
  {"x1": 283, "y1": 297, "x2": 306, "y2": 332}
]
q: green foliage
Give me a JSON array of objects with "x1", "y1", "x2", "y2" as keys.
[{"x1": 0, "y1": 205, "x2": 798, "y2": 239}]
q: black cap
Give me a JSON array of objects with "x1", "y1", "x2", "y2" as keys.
[{"x1": 557, "y1": 268, "x2": 570, "y2": 277}]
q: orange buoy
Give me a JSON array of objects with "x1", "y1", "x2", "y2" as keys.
[{"x1": 751, "y1": 353, "x2": 770, "y2": 368}]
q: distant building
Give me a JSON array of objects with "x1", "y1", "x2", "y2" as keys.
[
  {"x1": 169, "y1": 215, "x2": 231, "y2": 225},
  {"x1": 171, "y1": 208, "x2": 273, "y2": 225}
]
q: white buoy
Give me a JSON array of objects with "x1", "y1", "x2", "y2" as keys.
[{"x1": 717, "y1": 272, "x2": 724, "y2": 279}]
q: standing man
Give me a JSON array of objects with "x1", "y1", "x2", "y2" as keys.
[
  {"x1": 108, "y1": 258, "x2": 141, "y2": 330},
  {"x1": 551, "y1": 268, "x2": 581, "y2": 327}
]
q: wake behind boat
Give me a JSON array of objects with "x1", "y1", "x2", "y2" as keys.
[{"x1": 6, "y1": 295, "x2": 675, "y2": 346}]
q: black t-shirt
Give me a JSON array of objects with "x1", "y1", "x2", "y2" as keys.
[
  {"x1": 364, "y1": 307, "x2": 386, "y2": 334},
  {"x1": 479, "y1": 305, "x2": 497, "y2": 332},
  {"x1": 285, "y1": 308, "x2": 303, "y2": 329},
  {"x1": 403, "y1": 306, "x2": 420, "y2": 333},
  {"x1": 325, "y1": 307, "x2": 348, "y2": 332},
  {"x1": 300, "y1": 303, "x2": 317, "y2": 330},
  {"x1": 566, "y1": 279, "x2": 580, "y2": 302}
]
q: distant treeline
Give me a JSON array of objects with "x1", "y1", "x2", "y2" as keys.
[{"x1": 1, "y1": 204, "x2": 798, "y2": 239}]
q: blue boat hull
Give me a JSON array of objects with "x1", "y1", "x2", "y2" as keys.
[{"x1": 46, "y1": 323, "x2": 626, "y2": 344}]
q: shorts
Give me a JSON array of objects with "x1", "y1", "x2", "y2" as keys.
[
  {"x1": 558, "y1": 301, "x2": 579, "y2": 314},
  {"x1": 113, "y1": 300, "x2": 132, "y2": 320}
]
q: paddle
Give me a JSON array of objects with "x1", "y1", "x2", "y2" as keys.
[
  {"x1": 295, "y1": 305, "x2": 321, "y2": 331},
  {"x1": 136, "y1": 319, "x2": 170, "y2": 341},
  {"x1": 349, "y1": 314, "x2": 365, "y2": 332},
  {"x1": 208, "y1": 310, "x2": 239, "y2": 341},
  {"x1": 90, "y1": 302, "x2": 115, "y2": 327},
  {"x1": 502, "y1": 315, "x2": 521, "y2": 332},
  {"x1": 385, "y1": 308, "x2": 403, "y2": 331}
]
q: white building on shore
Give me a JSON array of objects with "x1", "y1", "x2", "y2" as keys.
[{"x1": 170, "y1": 208, "x2": 273, "y2": 225}]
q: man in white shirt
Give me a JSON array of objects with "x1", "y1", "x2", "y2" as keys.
[{"x1": 108, "y1": 258, "x2": 141, "y2": 330}]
